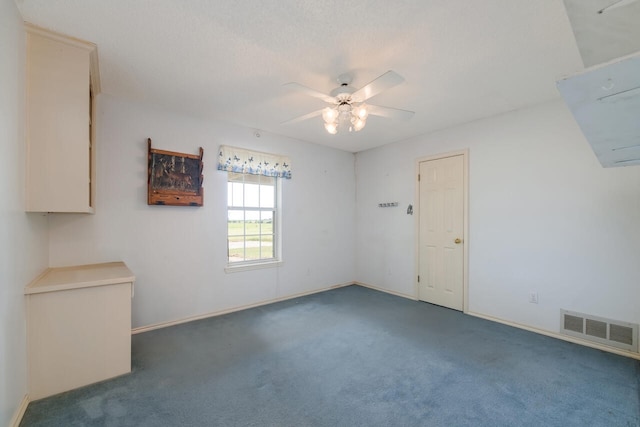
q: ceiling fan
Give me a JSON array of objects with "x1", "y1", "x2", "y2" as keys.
[{"x1": 282, "y1": 70, "x2": 414, "y2": 134}]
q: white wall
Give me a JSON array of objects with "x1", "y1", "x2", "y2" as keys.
[
  {"x1": 0, "y1": 0, "x2": 49, "y2": 424},
  {"x1": 48, "y1": 95, "x2": 356, "y2": 328},
  {"x1": 355, "y1": 99, "x2": 640, "y2": 333}
]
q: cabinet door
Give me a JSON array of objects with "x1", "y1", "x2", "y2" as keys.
[
  {"x1": 26, "y1": 30, "x2": 94, "y2": 213},
  {"x1": 27, "y1": 283, "x2": 132, "y2": 400}
]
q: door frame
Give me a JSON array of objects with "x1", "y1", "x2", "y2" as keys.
[{"x1": 414, "y1": 149, "x2": 469, "y2": 312}]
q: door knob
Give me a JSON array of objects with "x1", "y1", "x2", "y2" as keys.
[{"x1": 454, "y1": 238, "x2": 462, "y2": 244}]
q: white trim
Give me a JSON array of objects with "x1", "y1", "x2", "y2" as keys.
[
  {"x1": 225, "y1": 171, "x2": 283, "y2": 270},
  {"x1": 414, "y1": 149, "x2": 470, "y2": 312},
  {"x1": 8, "y1": 394, "x2": 29, "y2": 427},
  {"x1": 354, "y1": 281, "x2": 418, "y2": 301},
  {"x1": 467, "y1": 310, "x2": 640, "y2": 361},
  {"x1": 89, "y1": 48, "x2": 101, "y2": 95},
  {"x1": 224, "y1": 260, "x2": 283, "y2": 273},
  {"x1": 24, "y1": 23, "x2": 96, "y2": 51},
  {"x1": 132, "y1": 282, "x2": 353, "y2": 334}
]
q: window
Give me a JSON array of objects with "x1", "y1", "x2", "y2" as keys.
[{"x1": 227, "y1": 172, "x2": 279, "y2": 266}]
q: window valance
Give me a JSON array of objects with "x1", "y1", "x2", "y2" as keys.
[{"x1": 217, "y1": 145, "x2": 292, "y2": 179}]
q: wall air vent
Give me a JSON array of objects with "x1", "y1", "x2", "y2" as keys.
[{"x1": 560, "y1": 309, "x2": 638, "y2": 352}]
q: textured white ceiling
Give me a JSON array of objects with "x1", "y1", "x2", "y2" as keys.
[{"x1": 17, "y1": 0, "x2": 585, "y2": 152}]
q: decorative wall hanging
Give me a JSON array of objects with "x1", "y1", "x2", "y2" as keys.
[{"x1": 147, "y1": 138, "x2": 204, "y2": 206}]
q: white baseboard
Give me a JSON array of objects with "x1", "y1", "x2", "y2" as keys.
[
  {"x1": 130, "y1": 281, "x2": 639, "y2": 361},
  {"x1": 354, "y1": 281, "x2": 418, "y2": 301},
  {"x1": 352, "y1": 283, "x2": 640, "y2": 360},
  {"x1": 9, "y1": 394, "x2": 29, "y2": 427},
  {"x1": 132, "y1": 282, "x2": 353, "y2": 335},
  {"x1": 467, "y1": 310, "x2": 640, "y2": 361}
]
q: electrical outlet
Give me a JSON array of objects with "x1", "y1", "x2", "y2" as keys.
[{"x1": 529, "y1": 292, "x2": 538, "y2": 304}]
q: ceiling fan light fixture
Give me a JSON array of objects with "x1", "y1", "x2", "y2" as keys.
[
  {"x1": 353, "y1": 103, "x2": 369, "y2": 120},
  {"x1": 324, "y1": 122, "x2": 338, "y2": 134},
  {"x1": 321, "y1": 102, "x2": 369, "y2": 134},
  {"x1": 351, "y1": 117, "x2": 366, "y2": 132},
  {"x1": 322, "y1": 107, "x2": 338, "y2": 124}
]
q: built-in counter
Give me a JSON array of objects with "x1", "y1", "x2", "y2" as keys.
[{"x1": 25, "y1": 262, "x2": 135, "y2": 400}]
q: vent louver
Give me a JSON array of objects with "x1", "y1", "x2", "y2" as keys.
[
  {"x1": 585, "y1": 319, "x2": 607, "y2": 339},
  {"x1": 564, "y1": 314, "x2": 583, "y2": 333},
  {"x1": 560, "y1": 310, "x2": 638, "y2": 352},
  {"x1": 610, "y1": 324, "x2": 634, "y2": 346}
]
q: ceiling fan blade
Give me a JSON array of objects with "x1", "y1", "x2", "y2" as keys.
[
  {"x1": 283, "y1": 82, "x2": 336, "y2": 104},
  {"x1": 281, "y1": 109, "x2": 324, "y2": 125},
  {"x1": 351, "y1": 70, "x2": 405, "y2": 102},
  {"x1": 367, "y1": 104, "x2": 415, "y2": 121}
]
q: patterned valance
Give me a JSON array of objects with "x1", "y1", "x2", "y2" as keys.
[{"x1": 217, "y1": 145, "x2": 292, "y2": 179}]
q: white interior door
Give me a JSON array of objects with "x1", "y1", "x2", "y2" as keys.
[{"x1": 418, "y1": 154, "x2": 465, "y2": 311}]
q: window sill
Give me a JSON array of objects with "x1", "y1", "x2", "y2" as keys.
[{"x1": 224, "y1": 260, "x2": 283, "y2": 274}]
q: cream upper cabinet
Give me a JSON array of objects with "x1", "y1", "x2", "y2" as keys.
[{"x1": 25, "y1": 24, "x2": 100, "y2": 213}]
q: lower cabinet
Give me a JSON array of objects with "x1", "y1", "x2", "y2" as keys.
[{"x1": 25, "y1": 262, "x2": 135, "y2": 400}]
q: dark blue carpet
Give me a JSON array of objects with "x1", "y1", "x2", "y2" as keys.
[{"x1": 20, "y1": 285, "x2": 640, "y2": 426}]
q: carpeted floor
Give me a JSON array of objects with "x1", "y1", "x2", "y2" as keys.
[{"x1": 20, "y1": 285, "x2": 640, "y2": 426}]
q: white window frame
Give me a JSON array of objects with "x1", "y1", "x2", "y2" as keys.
[{"x1": 225, "y1": 172, "x2": 282, "y2": 273}]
